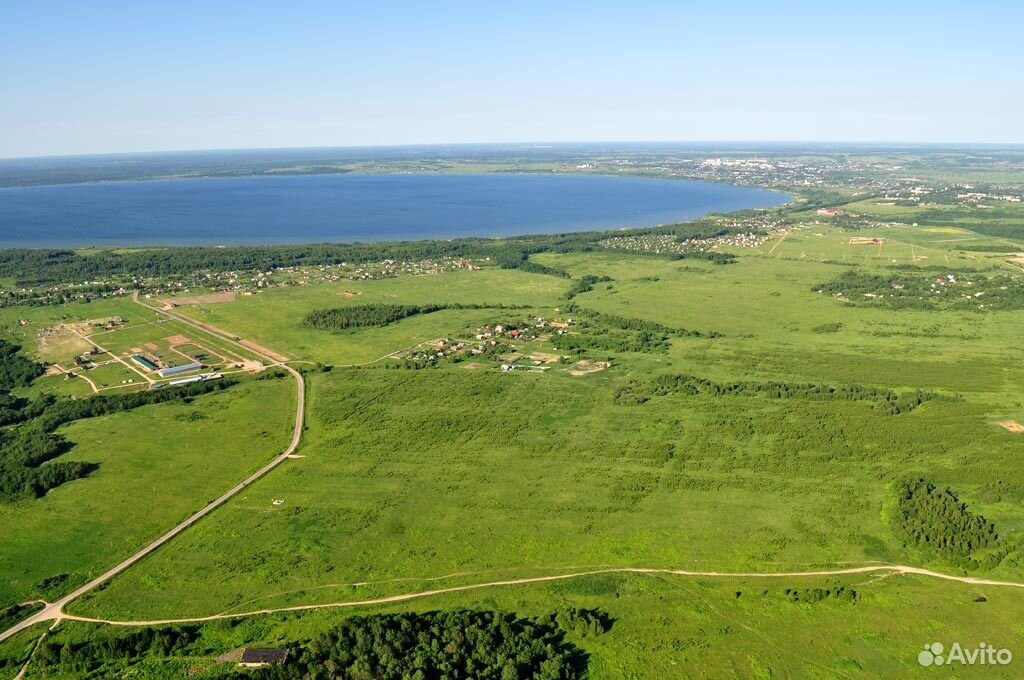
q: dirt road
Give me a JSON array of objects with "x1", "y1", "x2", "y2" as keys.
[
  {"x1": 0, "y1": 295, "x2": 306, "y2": 646},
  {"x1": 48, "y1": 564, "x2": 1024, "y2": 630}
]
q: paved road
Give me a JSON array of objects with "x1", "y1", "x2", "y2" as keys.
[{"x1": 0, "y1": 296, "x2": 306, "y2": 645}]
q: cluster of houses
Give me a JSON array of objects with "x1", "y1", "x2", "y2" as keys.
[
  {"x1": 956, "y1": 190, "x2": 1021, "y2": 204},
  {"x1": 874, "y1": 183, "x2": 1023, "y2": 209},
  {"x1": 476, "y1": 317, "x2": 574, "y2": 342},
  {"x1": 90, "y1": 316, "x2": 127, "y2": 330},
  {"x1": 398, "y1": 316, "x2": 576, "y2": 369},
  {"x1": 72, "y1": 347, "x2": 103, "y2": 369},
  {"x1": 598, "y1": 230, "x2": 774, "y2": 255},
  {"x1": 347, "y1": 257, "x2": 481, "y2": 281}
]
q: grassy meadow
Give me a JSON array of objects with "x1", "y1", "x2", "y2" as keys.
[
  {"x1": 169, "y1": 268, "x2": 568, "y2": 365},
  {"x1": 18, "y1": 572, "x2": 1024, "y2": 679},
  {"x1": 0, "y1": 379, "x2": 294, "y2": 610},
  {"x1": 6, "y1": 218, "x2": 1024, "y2": 678}
]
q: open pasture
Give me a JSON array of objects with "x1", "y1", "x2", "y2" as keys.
[
  {"x1": 0, "y1": 379, "x2": 294, "y2": 611},
  {"x1": 753, "y1": 225, "x2": 1002, "y2": 269},
  {"x1": 29, "y1": 571, "x2": 1024, "y2": 679},
  {"x1": 72, "y1": 359, "x2": 1024, "y2": 620},
  {"x1": 532, "y1": 250, "x2": 1024, "y2": 402},
  {"x1": 171, "y1": 268, "x2": 570, "y2": 365}
]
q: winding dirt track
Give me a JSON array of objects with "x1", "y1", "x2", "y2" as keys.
[
  {"x1": 0, "y1": 295, "x2": 306, "y2": 646},
  {"x1": 46, "y1": 564, "x2": 1024, "y2": 629}
]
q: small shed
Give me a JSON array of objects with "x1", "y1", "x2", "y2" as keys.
[{"x1": 238, "y1": 648, "x2": 288, "y2": 668}]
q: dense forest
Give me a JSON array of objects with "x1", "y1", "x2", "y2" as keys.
[
  {"x1": 614, "y1": 373, "x2": 944, "y2": 415},
  {"x1": 0, "y1": 339, "x2": 46, "y2": 426},
  {"x1": 305, "y1": 303, "x2": 447, "y2": 330},
  {"x1": 0, "y1": 377, "x2": 237, "y2": 502},
  {"x1": 34, "y1": 625, "x2": 201, "y2": 675},
  {"x1": 243, "y1": 610, "x2": 592, "y2": 680},
  {"x1": 25, "y1": 608, "x2": 610, "y2": 678},
  {"x1": 0, "y1": 220, "x2": 746, "y2": 288},
  {"x1": 893, "y1": 479, "x2": 1000, "y2": 565},
  {"x1": 305, "y1": 303, "x2": 525, "y2": 331},
  {"x1": 0, "y1": 339, "x2": 45, "y2": 391}
]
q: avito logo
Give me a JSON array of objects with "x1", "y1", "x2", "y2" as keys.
[{"x1": 918, "y1": 642, "x2": 1012, "y2": 667}]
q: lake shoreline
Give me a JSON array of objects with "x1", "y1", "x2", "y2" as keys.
[{"x1": 0, "y1": 173, "x2": 790, "y2": 249}]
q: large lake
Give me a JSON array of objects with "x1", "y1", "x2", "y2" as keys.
[{"x1": 0, "y1": 174, "x2": 788, "y2": 247}]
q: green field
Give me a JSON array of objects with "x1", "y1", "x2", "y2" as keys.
[
  {"x1": 14, "y1": 573, "x2": 1024, "y2": 679},
  {"x1": 0, "y1": 379, "x2": 294, "y2": 609},
  {"x1": 169, "y1": 268, "x2": 569, "y2": 365},
  {"x1": 5, "y1": 208, "x2": 1024, "y2": 676}
]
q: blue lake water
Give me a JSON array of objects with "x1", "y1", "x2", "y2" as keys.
[{"x1": 0, "y1": 174, "x2": 788, "y2": 247}]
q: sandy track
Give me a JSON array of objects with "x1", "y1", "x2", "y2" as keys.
[
  {"x1": 51, "y1": 564, "x2": 1024, "y2": 629},
  {"x1": 239, "y1": 339, "x2": 289, "y2": 363}
]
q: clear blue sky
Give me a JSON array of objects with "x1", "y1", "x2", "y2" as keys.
[{"x1": 2, "y1": 1, "x2": 1022, "y2": 157}]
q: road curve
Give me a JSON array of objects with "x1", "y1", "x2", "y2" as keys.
[
  {"x1": 0, "y1": 295, "x2": 306, "y2": 645},
  {"x1": 52, "y1": 563, "x2": 1024, "y2": 629}
]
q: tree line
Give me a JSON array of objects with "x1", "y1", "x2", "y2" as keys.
[
  {"x1": 30, "y1": 609, "x2": 611, "y2": 679},
  {"x1": 0, "y1": 339, "x2": 45, "y2": 390},
  {"x1": 614, "y1": 373, "x2": 945, "y2": 415},
  {"x1": 0, "y1": 220, "x2": 753, "y2": 289},
  {"x1": 34, "y1": 625, "x2": 201, "y2": 675},
  {"x1": 305, "y1": 303, "x2": 527, "y2": 331},
  {"x1": 0, "y1": 339, "x2": 46, "y2": 426},
  {"x1": 0, "y1": 377, "x2": 237, "y2": 502},
  {"x1": 305, "y1": 303, "x2": 447, "y2": 330},
  {"x1": 243, "y1": 610, "x2": 593, "y2": 680}
]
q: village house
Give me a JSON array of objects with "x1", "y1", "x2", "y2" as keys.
[{"x1": 238, "y1": 648, "x2": 288, "y2": 669}]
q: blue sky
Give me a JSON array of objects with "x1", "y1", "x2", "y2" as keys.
[{"x1": 2, "y1": 1, "x2": 1022, "y2": 157}]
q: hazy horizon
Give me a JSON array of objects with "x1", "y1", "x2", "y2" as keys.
[
  {"x1": 3, "y1": 2, "x2": 1023, "y2": 158},
  {"x1": 5, "y1": 139, "x2": 1024, "y2": 163}
]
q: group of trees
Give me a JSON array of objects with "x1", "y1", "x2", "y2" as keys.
[
  {"x1": 305, "y1": 303, "x2": 526, "y2": 331},
  {"x1": 550, "y1": 306, "x2": 710, "y2": 358},
  {"x1": 0, "y1": 375, "x2": 237, "y2": 502},
  {"x1": 555, "y1": 329, "x2": 671, "y2": 356},
  {"x1": 0, "y1": 339, "x2": 45, "y2": 426},
  {"x1": 563, "y1": 275, "x2": 612, "y2": 300},
  {"x1": 671, "y1": 250, "x2": 737, "y2": 265},
  {"x1": 243, "y1": 610, "x2": 590, "y2": 680},
  {"x1": 35, "y1": 625, "x2": 201, "y2": 675},
  {"x1": 0, "y1": 339, "x2": 45, "y2": 390},
  {"x1": 570, "y1": 306, "x2": 710, "y2": 338},
  {"x1": 305, "y1": 303, "x2": 447, "y2": 330},
  {"x1": 614, "y1": 373, "x2": 943, "y2": 415},
  {"x1": 783, "y1": 587, "x2": 858, "y2": 604},
  {"x1": 893, "y1": 478, "x2": 1000, "y2": 565},
  {"x1": 30, "y1": 608, "x2": 612, "y2": 678},
  {"x1": 539, "y1": 608, "x2": 612, "y2": 639}
]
